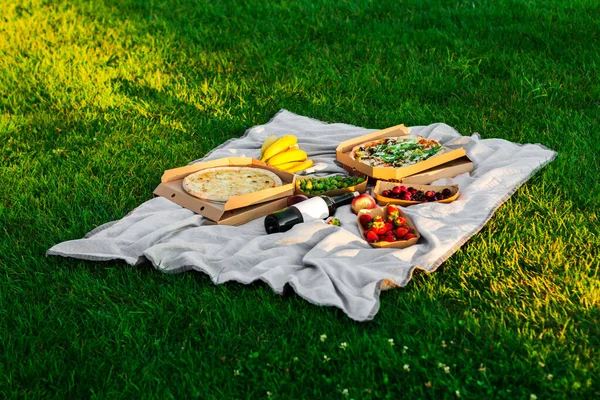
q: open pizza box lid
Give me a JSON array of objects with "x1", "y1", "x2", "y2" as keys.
[
  {"x1": 336, "y1": 124, "x2": 467, "y2": 180},
  {"x1": 153, "y1": 157, "x2": 295, "y2": 225}
]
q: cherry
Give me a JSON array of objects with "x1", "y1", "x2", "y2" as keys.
[
  {"x1": 425, "y1": 190, "x2": 436, "y2": 198},
  {"x1": 442, "y1": 188, "x2": 452, "y2": 197},
  {"x1": 392, "y1": 186, "x2": 403, "y2": 194},
  {"x1": 382, "y1": 190, "x2": 391, "y2": 197}
]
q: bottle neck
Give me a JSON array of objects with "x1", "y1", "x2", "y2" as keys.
[{"x1": 322, "y1": 192, "x2": 359, "y2": 215}]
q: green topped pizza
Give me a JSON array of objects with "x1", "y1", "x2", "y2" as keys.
[{"x1": 350, "y1": 135, "x2": 443, "y2": 168}]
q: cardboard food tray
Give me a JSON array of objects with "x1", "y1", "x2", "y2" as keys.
[
  {"x1": 336, "y1": 124, "x2": 467, "y2": 180},
  {"x1": 342, "y1": 155, "x2": 473, "y2": 185},
  {"x1": 153, "y1": 157, "x2": 295, "y2": 225},
  {"x1": 295, "y1": 174, "x2": 368, "y2": 198},
  {"x1": 374, "y1": 181, "x2": 460, "y2": 206},
  {"x1": 357, "y1": 206, "x2": 420, "y2": 249}
]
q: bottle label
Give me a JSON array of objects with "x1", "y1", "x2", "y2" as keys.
[{"x1": 294, "y1": 198, "x2": 330, "y2": 221}]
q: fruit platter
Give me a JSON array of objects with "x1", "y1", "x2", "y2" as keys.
[
  {"x1": 357, "y1": 205, "x2": 420, "y2": 249},
  {"x1": 295, "y1": 175, "x2": 368, "y2": 198},
  {"x1": 374, "y1": 181, "x2": 459, "y2": 206}
]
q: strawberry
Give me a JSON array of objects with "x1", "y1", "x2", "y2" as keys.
[
  {"x1": 384, "y1": 222, "x2": 394, "y2": 233},
  {"x1": 393, "y1": 216, "x2": 407, "y2": 227},
  {"x1": 359, "y1": 214, "x2": 373, "y2": 228},
  {"x1": 387, "y1": 204, "x2": 400, "y2": 217},
  {"x1": 395, "y1": 227, "x2": 409, "y2": 239},
  {"x1": 365, "y1": 230, "x2": 379, "y2": 243},
  {"x1": 373, "y1": 215, "x2": 384, "y2": 224},
  {"x1": 405, "y1": 233, "x2": 417, "y2": 240},
  {"x1": 383, "y1": 234, "x2": 396, "y2": 243},
  {"x1": 372, "y1": 219, "x2": 387, "y2": 235}
]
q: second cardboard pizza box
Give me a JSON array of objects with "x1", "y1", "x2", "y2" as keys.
[
  {"x1": 336, "y1": 124, "x2": 467, "y2": 180},
  {"x1": 153, "y1": 157, "x2": 295, "y2": 225},
  {"x1": 399, "y1": 156, "x2": 473, "y2": 184}
]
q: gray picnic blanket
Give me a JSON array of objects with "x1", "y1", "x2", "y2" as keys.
[{"x1": 47, "y1": 110, "x2": 556, "y2": 321}]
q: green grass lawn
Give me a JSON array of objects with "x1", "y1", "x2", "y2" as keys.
[{"x1": 1, "y1": 0, "x2": 599, "y2": 398}]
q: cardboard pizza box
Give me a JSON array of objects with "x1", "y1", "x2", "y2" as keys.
[
  {"x1": 344, "y1": 156, "x2": 474, "y2": 185},
  {"x1": 336, "y1": 124, "x2": 467, "y2": 180},
  {"x1": 398, "y1": 156, "x2": 473, "y2": 184},
  {"x1": 153, "y1": 157, "x2": 295, "y2": 225}
]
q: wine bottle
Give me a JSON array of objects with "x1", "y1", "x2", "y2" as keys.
[{"x1": 264, "y1": 192, "x2": 359, "y2": 234}]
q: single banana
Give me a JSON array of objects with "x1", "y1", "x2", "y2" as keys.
[
  {"x1": 260, "y1": 135, "x2": 278, "y2": 159},
  {"x1": 260, "y1": 134, "x2": 298, "y2": 162},
  {"x1": 277, "y1": 160, "x2": 306, "y2": 171},
  {"x1": 281, "y1": 159, "x2": 313, "y2": 173},
  {"x1": 267, "y1": 149, "x2": 307, "y2": 166},
  {"x1": 275, "y1": 144, "x2": 300, "y2": 156}
]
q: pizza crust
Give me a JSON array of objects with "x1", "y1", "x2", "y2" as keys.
[{"x1": 182, "y1": 166, "x2": 283, "y2": 202}]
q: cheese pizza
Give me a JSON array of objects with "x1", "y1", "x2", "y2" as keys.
[{"x1": 183, "y1": 166, "x2": 283, "y2": 202}]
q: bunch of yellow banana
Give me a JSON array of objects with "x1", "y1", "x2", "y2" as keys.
[{"x1": 259, "y1": 135, "x2": 313, "y2": 173}]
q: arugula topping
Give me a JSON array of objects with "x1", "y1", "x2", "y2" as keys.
[{"x1": 358, "y1": 138, "x2": 442, "y2": 166}]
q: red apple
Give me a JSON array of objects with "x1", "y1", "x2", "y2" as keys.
[{"x1": 351, "y1": 193, "x2": 377, "y2": 214}]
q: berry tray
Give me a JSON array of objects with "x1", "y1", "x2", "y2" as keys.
[
  {"x1": 374, "y1": 181, "x2": 459, "y2": 206},
  {"x1": 295, "y1": 174, "x2": 368, "y2": 198},
  {"x1": 357, "y1": 205, "x2": 421, "y2": 249}
]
